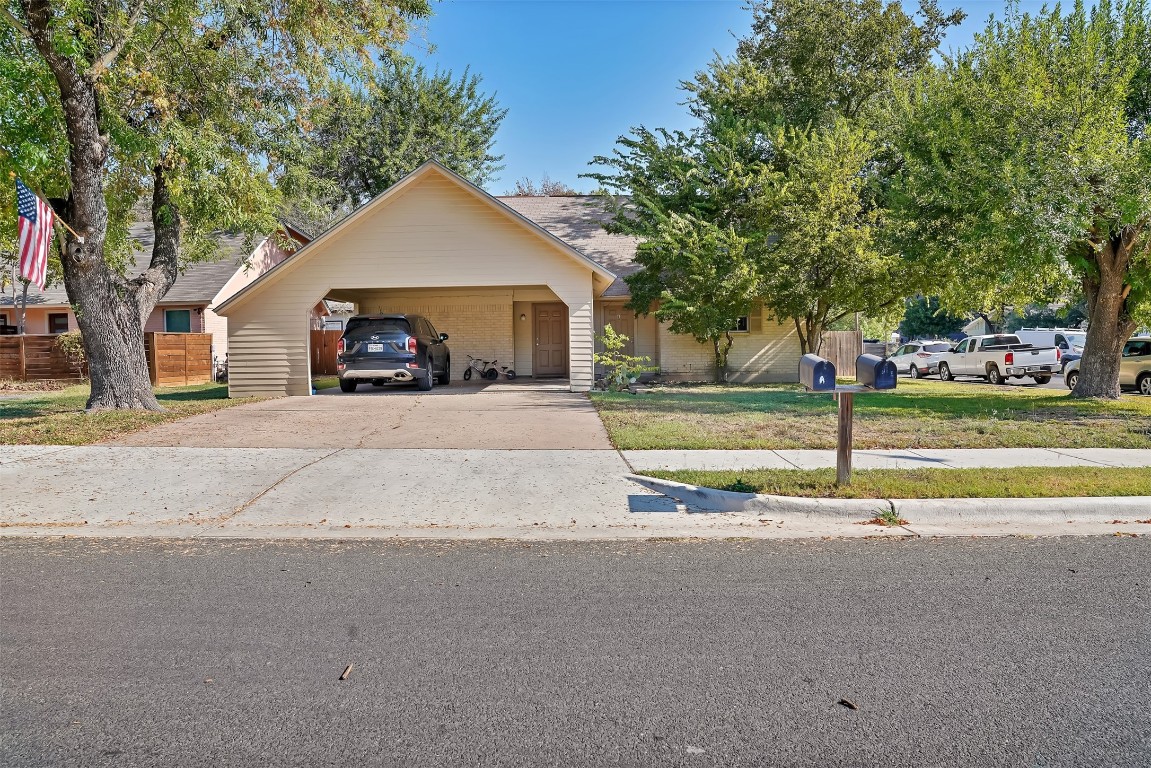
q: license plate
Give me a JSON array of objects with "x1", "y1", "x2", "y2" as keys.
[
  {"x1": 1027, "y1": 366, "x2": 1046, "y2": 372},
  {"x1": 367, "y1": 343, "x2": 384, "y2": 352}
]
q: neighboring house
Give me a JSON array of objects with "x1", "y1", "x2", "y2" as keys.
[
  {"x1": 0, "y1": 221, "x2": 322, "y2": 362},
  {"x1": 215, "y1": 160, "x2": 804, "y2": 396}
]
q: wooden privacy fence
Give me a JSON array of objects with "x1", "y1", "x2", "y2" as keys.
[
  {"x1": 310, "y1": 329, "x2": 342, "y2": 375},
  {"x1": 145, "y1": 332, "x2": 212, "y2": 387},
  {"x1": 821, "y1": 330, "x2": 863, "y2": 379},
  {"x1": 0, "y1": 335, "x2": 88, "y2": 381}
]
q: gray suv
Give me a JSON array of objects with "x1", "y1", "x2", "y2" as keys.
[{"x1": 336, "y1": 314, "x2": 450, "y2": 393}]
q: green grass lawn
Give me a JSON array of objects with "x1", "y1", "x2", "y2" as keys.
[
  {"x1": 590, "y1": 379, "x2": 1151, "y2": 450},
  {"x1": 0, "y1": 382, "x2": 263, "y2": 445},
  {"x1": 642, "y1": 466, "x2": 1151, "y2": 500}
]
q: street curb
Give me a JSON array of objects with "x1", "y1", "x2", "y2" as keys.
[
  {"x1": 625, "y1": 475, "x2": 891, "y2": 517},
  {"x1": 892, "y1": 496, "x2": 1151, "y2": 522},
  {"x1": 626, "y1": 474, "x2": 1151, "y2": 522}
]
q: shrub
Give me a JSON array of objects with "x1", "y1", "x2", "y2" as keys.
[{"x1": 594, "y1": 325, "x2": 658, "y2": 391}]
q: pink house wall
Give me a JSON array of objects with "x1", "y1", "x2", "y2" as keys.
[
  {"x1": 1, "y1": 307, "x2": 79, "y2": 334},
  {"x1": 143, "y1": 305, "x2": 207, "y2": 334}
]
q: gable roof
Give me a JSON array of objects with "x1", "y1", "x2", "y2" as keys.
[
  {"x1": 496, "y1": 196, "x2": 639, "y2": 298},
  {"x1": 1, "y1": 220, "x2": 259, "y2": 309},
  {"x1": 214, "y1": 161, "x2": 619, "y2": 315}
]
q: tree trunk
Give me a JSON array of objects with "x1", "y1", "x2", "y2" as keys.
[
  {"x1": 23, "y1": 0, "x2": 179, "y2": 411},
  {"x1": 66, "y1": 170, "x2": 180, "y2": 411},
  {"x1": 1073, "y1": 232, "x2": 1138, "y2": 399},
  {"x1": 711, "y1": 332, "x2": 733, "y2": 383},
  {"x1": 18, "y1": 280, "x2": 28, "y2": 334},
  {"x1": 795, "y1": 314, "x2": 825, "y2": 357}
]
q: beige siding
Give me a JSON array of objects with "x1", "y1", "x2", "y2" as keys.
[
  {"x1": 513, "y1": 301, "x2": 534, "y2": 376},
  {"x1": 223, "y1": 171, "x2": 600, "y2": 396},
  {"x1": 206, "y1": 238, "x2": 298, "y2": 359},
  {"x1": 657, "y1": 304, "x2": 802, "y2": 383}
]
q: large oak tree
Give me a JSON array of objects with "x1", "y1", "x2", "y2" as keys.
[
  {"x1": 1, "y1": 0, "x2": 430, "y2": 410},
  {"x1": 894, "y1": 0, "x2": 1151, "y2": 398}
]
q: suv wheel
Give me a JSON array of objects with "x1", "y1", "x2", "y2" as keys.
[
  {"x1": 438, "y1": 357, "x2": 450, "y2": 385},
  {"x1": 339, "y1": 379, "x2": 358, "y2": 393},
  {"x1": 1066, "y1": 370, "x2": 1079, "y2": 390},
  {"x1": 909, "y1": 365, "x2": 920, "y2": 379},
  {"x1": 418, "y1": 359, "x2": 434, "y2": 392},
  {"x1": 1139, "y1": 374, "x2": 1151, "y2": 396}
]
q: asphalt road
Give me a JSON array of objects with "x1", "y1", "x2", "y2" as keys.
[{"x1": 2, "y1": 537, "x2": 1149, "y2": 767}]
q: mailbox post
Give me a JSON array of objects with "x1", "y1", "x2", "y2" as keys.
[{"x1": 799, "y1": 353, "x2": 897, "y2": 486}]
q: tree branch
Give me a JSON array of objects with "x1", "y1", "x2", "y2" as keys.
[
  {"x1": 85, "y1": 0, "x2": 147, "y2": 81},
  {"x1": 1, "y1": 6, "x2": 32, "y2": 40}
]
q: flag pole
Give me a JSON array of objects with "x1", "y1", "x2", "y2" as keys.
[{"x1": 8, "y1": 171, "x2": 84, "y2": 243}]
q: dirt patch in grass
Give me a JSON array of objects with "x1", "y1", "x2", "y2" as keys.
[
  {"x1": 642, "y1": 466, "x2": 1151, "y2": 499},
  {"x1": 0, "y1": 383, "x2": 266, "y2": 446},
  {"x1": 0, "y1": 379, "x2": 77, "y2": 392},
  {"x1": 591, "y1": 379, "x2": 1151, "y2": 450}
]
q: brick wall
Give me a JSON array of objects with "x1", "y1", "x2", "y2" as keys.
[
  {"x1": 366, "y1": 298, "x2": 515, "y2": 382},
  {"x1": 657, "y1": 304, "x2": 802, "y2": 383}
]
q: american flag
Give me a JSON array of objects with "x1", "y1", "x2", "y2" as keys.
[{"x1": 16, "y1": 179, "x2": 54, "y2": 290}]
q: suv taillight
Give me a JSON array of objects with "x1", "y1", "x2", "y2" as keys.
[
  {"x1": 1004, "y1": 351, "x2": 1014, "y2": 365},
  {"x1": 337, "y1": 338, "x2": 345, "y2": 355},
  {"x1": 407, "y1": 336, "x2": 417, "y2": 354}
]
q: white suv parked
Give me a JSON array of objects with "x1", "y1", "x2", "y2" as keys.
[{"x1": 889, "y1": 340, "x2": 953, "y2": 378}]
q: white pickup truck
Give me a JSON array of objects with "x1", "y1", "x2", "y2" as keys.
[{"x1": 937, "y1": 334, "x2": 1061, "y2": 385}]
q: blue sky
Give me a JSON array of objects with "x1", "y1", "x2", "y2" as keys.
[{"x1": 408, "y1": 1, "x2": 1045, "y2": 193}]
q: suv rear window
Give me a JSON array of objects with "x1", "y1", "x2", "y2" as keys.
[
  {"x1": 344, "y1": 317, "x2": 411, "y2": 336},
  {"x1": 923, "y1": 343, "x2": 951, "y2": 352}
]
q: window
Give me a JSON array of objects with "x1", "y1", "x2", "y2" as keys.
[
  {"x1": 164, "y1": 309, "x2": 192, "y2": 333},
  {"x1": 1123, "y1": 341, "x2": 1151, "y2": 357},
  {"x1": 730, "y1": 316, "x2": 749, "y2": 333},
  {"x1": 894, "y1": 345, "x2": 910, "y2": 357},
  {"x1": 48, "y1": 313, "x2": 70, "y2": 334},
  {"x1": 923, "y1": 343, "x2": 952, "y2": 353},
  {"x1": 1055, "y1": 334, "x2": 1068, "y2": 349}
]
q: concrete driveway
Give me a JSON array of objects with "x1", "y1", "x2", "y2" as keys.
[{"x1": 109, "y1": 379, "x2": 612, "y2": 449}]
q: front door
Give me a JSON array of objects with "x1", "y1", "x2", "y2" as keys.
[{"x1": 534, "y1": 304, "x2": 567, "y2": 377}]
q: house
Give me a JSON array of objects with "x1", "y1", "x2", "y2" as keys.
[
  {"x1": 1, "y1": 221, "x2": 324, "y2": 362},
  {"x1": 215, "y1": 161, "x2": 803, "y2": 396}
]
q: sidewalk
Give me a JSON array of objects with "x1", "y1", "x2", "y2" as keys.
[
  {"x1": 1, "y1": 445, "x2": 1148, "y2": 541},
  {"x1": 622, "y1": 448, "x2": 1151, "y2": 471}
]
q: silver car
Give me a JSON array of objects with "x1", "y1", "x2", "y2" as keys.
[
  {"x1": 889, "y1": 340, "x2": 953, "y2": 379},
  {"x1": 1064, "y1": 336, "x2": 1151, "y2": 394}
]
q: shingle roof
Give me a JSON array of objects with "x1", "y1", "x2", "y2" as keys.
[
  {"x1": 1, "y1": 221, "x2": 258, "y2": 308},
  {"x1": 4, "y1": 194, "x2": 640, "y2": 310},
  {"x1": 496, "y1": 195, "x2": 639, "y2": 298}
]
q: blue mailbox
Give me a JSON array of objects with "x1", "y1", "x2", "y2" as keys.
[
  {"x1": 799, "y1": 354, "x2": 836, "y2": 391},
  {"x1": 856, "y1": 353, "x2": 897, "y2": 390}
]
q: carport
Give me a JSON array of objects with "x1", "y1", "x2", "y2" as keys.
[{"x1": 214, "y1": 161, "x2": 615, "y2": 397}]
